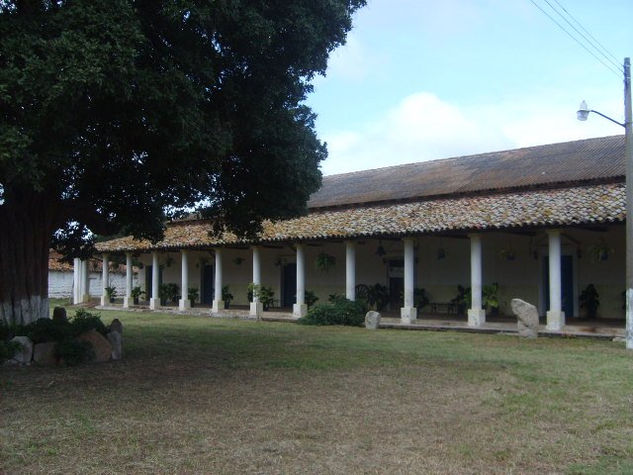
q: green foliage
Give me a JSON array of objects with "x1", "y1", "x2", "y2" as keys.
[
  {"x1": 315, "y1": 253, "x2": 336, "y2": 272},
  {"x1": 222, "y1": 286, "x2": 233, "y2": 305},
  {"x1": 248, "y1": 283, "x2": 275, "y2": 310},
  {"x1": 482, "y1": 283, "x2": 500, "y2": 312},
  {"x1": 305, "y1": 290, "x2": 319, "y2": 307},
  {"x1": 0, "y1": 339, "x2": 22, "y2": 363},
  {"x1": 0, "y1": 0, "x2": 365, "y2": 324},
  {"x1": 72, "y1": 309, "x2": 108, "y2": 336},
  {"x1": 259, "y1": 287, "x2": 275, "y2": 311},
  {"x1": 159, "y1": 283, "x2": 179, "y2": 304},
  {"x1": 366, "y1": 283, "x2": 390, "y2": 311},
  {"x1": 299, "y1": 297, "x2": 368, "y2": 326},
  {"x1": 580, "y1": 284, "x2": 600, "y2": 318},
  {"x1": 56, "y1": 339, "x2": 94, "y2": 366},
  {"x1": 20, "y1": 309, "x2": 106, "y2": 344},
  {"x1": 1, "y1": 309, "x2": 106, "y2": 365},
  {"x1": 24, "y1": 318, "x2": 72, "y2": 344},
  {"x1": 131, "y1": 286, "x2": 144, "y2": 299},
  {"x1": 450, "y1": 284, "x2": 499, "y2": 315},
  {"x1": 414, "y1": 288, "x2": 430, "y2": 309},
  {"x1": 451, "y1": 285, "x2": 471, "y2": 316},
  {"x1": 188, "y1": 287, "x2": 199, "y2": 303},
  {"x1": 105, "y1": 286, "x2": 117, "y2": 300}
]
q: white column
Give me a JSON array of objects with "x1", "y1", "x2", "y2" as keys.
[
  {"x1": 123, "y1": 252, "x2": 133, "y2": 308},
  {"x1": 401, "y1": 238, "x2": 417, "y2": 323},
  {"x1": 179, "y1": 250, "x2": 191, "y2": 311},
  {"x1": 212, "y1": 248, "x2": 224, "y2": 313},
  {"x1": 468, "y1": 234, "x2": 486, "y2": 327},
  {"x1": 150, "y1": 251, "x2": 160, "y2": 309},
  {"x1": 293, "y1": 243, "x2": 308, "y2": 317},
  {"x1": 81, "y1": 259, "x2": 90, "y2": 303},
  {"x1": 250, "y1": 246, "x2": 263, "y2": 317},
  {"x1": 345, "y1": 241, "x2": 356, "y2": 301},
  {"x1": 546, "y1": 229, "x2": 565, "y2": 330},
  {"x1": 73, "y1": 257, "x2": 81, "y2": 304},
  {"x1": 100, "y1": 254, "x2": 109, "y2": 306}
]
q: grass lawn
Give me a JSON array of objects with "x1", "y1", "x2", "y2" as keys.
[{"x1": 2, "y1": 308, "x2": 633, "y2": 474}]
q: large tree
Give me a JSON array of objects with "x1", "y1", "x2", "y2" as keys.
[{"x1": 0, "y1": 0, "x2": 365, "y2": 324}]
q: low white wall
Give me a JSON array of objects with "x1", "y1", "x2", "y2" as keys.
[{"x1": 49, "y1": 271, "x2": 138, "y2": 298}]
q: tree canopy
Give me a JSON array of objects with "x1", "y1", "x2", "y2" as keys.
[{"x1": 0, "y1": 0, "x2": 366, "y2": 324}]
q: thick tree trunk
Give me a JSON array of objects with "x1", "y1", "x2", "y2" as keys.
[{"x1": 0, "y1": 193, "x2": 55, "y2": 325}]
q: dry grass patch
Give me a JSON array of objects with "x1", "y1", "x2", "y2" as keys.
[{"x1": 2, "y1": 310, "x2": 633, "y2": 474}]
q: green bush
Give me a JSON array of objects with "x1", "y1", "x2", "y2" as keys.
[
  {"x1": 56, "y1": 339, "x2": 95, "y2": 366},
  {"x1": 0, "y1": 339, "x2": 22, "y2": 363},
  {"x1": 24, "y1": 318, "x2": 72, "y2": 344},
  {"x1": 71, "y1": 309, "x2": 108, "y2": 337},
  {"x1": 20, "y1": 309, "x2": 106, "y2": 344},
  {"x1": 298, "y1": 297, "x2": 368, "y2": 326}
]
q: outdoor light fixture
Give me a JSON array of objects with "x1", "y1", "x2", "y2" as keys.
[
  {"x1": 576, "y1": 100, "x2": 590, "y2": 121},
  {"x1": 576, "y1": 100, "x2": 625, "y2": 126},
  {"x1": 576, "y1": 57, "x2": 632, "y2": 350}
]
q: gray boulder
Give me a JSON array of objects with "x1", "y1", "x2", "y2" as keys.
[
  {"x1": 52, "y1": 306, "x2": 67, "y2": 322},
  {"x1": 107, "y1": 331, "x2": 122, "y2": 360},
  {"x1": 109, "y1": 318, "x2": 123, "y2": 335},
  {"x1": 365, "y1": 311, "x2": 381, "y2": 330},
  {"x1": 10, "y1": 336, "x2": 33, "y2": 364},
  {"x1": 511, "y1": 298, "x2": 539, "y2": 338}
]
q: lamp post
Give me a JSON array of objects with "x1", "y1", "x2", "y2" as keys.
[{"x1": 577, "y1": 57, "x2": 632, "y2": 350}]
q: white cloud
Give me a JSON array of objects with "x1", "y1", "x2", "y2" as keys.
[{"x1": 320, "y1": 91, "x2": 624, "y2": 176}]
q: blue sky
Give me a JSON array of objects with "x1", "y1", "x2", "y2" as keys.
[{"x1": 306, "y1": 0, "x2": 633, "y2": 175}]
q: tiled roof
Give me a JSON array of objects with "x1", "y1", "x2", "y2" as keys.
[
  {"x1": 308, "y1": 135, "x2": 625, "y2": 209},
  {"x1": 49, "y1": 250, "x2": 132, "y2": 273},
  {"x1": 95, "y1": 182, "x2": 625, "y2": 252}
]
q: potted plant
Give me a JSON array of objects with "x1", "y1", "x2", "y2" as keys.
[
  {"x1": 450, "y1": 285, "x2": 471, "y2": 316},
  {"x1": 259, "y1": 286, "x2": 275, "y2": 311},
  {"x1": 167, "y1": 283, "x2": 180, "y2": 304},
  {"x1": 579, "y1": 284, "x2": 600, "y2": 319},
  {"x1": 159, "y1": 283, "x2": 179, "y2": 306},
  {"x1": 414, "y1": 288, "x2": 430, "y2": 309},
  {"x1": 105, "y1": 286, "x2": 117, "y2": 303},
  {"x1": 222, "y1": 285, "x2": 234, "y2": 309},
  {"x1": 158, "y1": 283, "x2": 170, "y2": 306},
  {"x1": 188, "y1": 287, "x2": 199, "y2": 307},
  {"x1": 315, "y1": 252, "x2": 336, "y2": 272},
  {"x1": 131, "y1": 286, "x2": 144, "y2": 305},
  {"x1": 482, "y1": 282, "x2": 500, "y2": 316},
  {"x1": 367, "y1": 283, "x2": 389, "y2": 311}
]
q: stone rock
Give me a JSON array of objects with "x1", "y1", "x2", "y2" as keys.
[
  {"x1": 107, "y1": 331, "x2": 122, "y2": 360},
  {"x1": 33, "y1": 341, "x2": 58, "y2": 365},
  {"x1": 365, "y1": 311, "x2": 381, "y2": 330},
  {"x1": 77, "y1": 329, "x2": 112, "y2": 362},
  {"x1": 10, "y1": 336, "x2": 33, "y2": 364},
  {"x1": 511, "y1": 298, "x2": 539, "y2": 339},
  {"x1": 52, "y1": 306, "x2": 67, "y2": 322},
  {"x1": 109, "y1": 318, "x2": 123, "y2": 335},
  {"x1": 612, "y1": 336, "x2": 625, "y2": 343}
]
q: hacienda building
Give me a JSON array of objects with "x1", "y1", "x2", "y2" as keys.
[{"x1": 85, "y1": 135, "x2": 626, "y2": 330}]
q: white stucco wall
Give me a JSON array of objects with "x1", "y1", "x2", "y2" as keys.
[
  {"x1": 50, "y1": 271, "x2": 138, "y2": 298},
  {"x1": 130, "y1": 224, "x2": 625, "y2": 319}
]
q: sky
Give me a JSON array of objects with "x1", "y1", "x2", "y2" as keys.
[{"x1": 305, "y1": 0, "x2": 633, "y2": 176}]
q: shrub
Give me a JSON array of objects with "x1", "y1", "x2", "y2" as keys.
[
  {"x1": 298, "y1": 297, "x2": 368, "y2": 326},
  {"x1": 24, "y1": 318, "x2": 72, "y2": 344},
  {"x1": 0, "y1": 339, "x2": 22, "y2": 363},
  {"x1": 71, "y1": 309, "x2": 108, "y2": 337},
  {"x1": 305, "y1": 290, "x2": 319, "y2": 307}
]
